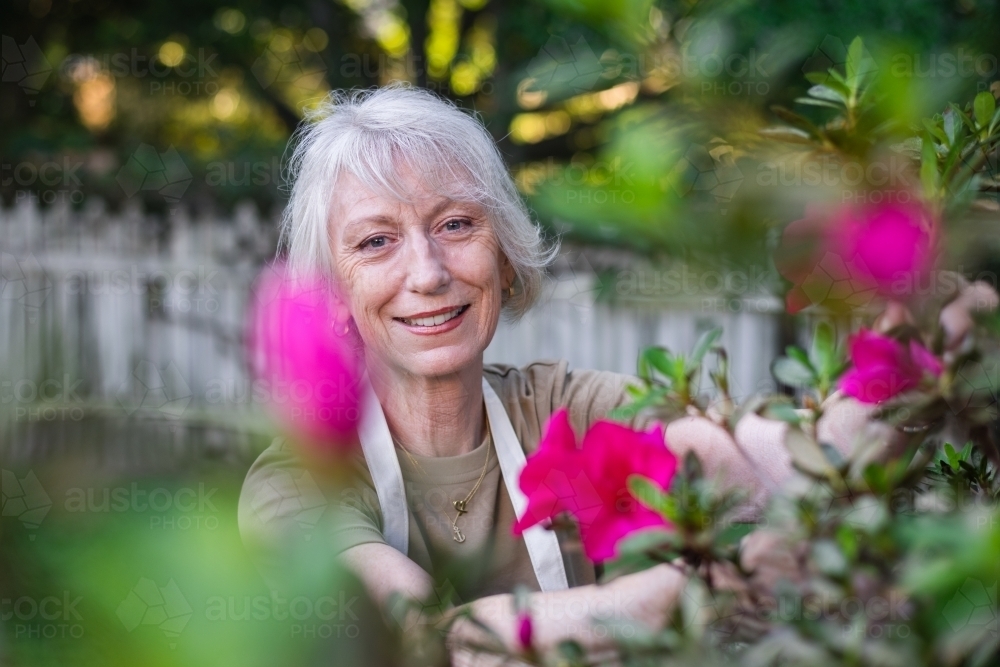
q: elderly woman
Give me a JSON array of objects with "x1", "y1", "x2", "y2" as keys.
[{"x1": 238, "y1": 85, "x2": 995, "y2": 662}]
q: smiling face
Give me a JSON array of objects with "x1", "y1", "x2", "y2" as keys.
[{"x1": 328, "y1": 168, "x2": 516, "y2": 380}]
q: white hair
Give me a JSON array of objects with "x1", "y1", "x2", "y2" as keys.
[{"x1": 279, "y1": 84, "x2": 557, "y2": 319}]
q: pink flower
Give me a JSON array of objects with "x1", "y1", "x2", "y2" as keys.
[
  {"x1": 516, "y1": 611, "x2": 533, "y2": 651},
  {"x1": 775, "y1": 200, "x2": 935, "y2": 314},
  {"x1": 838, "y1": 329, "x2": 943, "y2": 404},
  {"x1": 834, "y1": 200, "x2": 935, "y2": 292},
  {"x1": 514, "y1": 409, "x2": 677, "y2": 563},
  {"x1": 247, "y1": 266, "x2": 363, "y2": 450}
]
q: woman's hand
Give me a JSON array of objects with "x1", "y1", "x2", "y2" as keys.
[
  {"x1": 664, "y1": 278, "x2": 1000, "y2": 519},
  {"x1": 449, "y1": 562, "x2": 687, "y2": 666},
  {"x1": 341, "y1": 541, "x2": 688, "y2": 665}
]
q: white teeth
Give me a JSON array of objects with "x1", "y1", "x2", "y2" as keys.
[{"x1": 402, "y1": 307, "x2": 464, "y2": 327}]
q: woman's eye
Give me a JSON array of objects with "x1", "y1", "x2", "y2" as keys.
[
  {"x1": 361, "y1": 235, "x2": 387, "y2": 250},
  {"x1": 444, "y1": 218, "x2": 470, "y2": 231}
]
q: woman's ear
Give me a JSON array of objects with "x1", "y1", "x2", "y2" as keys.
[
  {"x1": 500, "y1": 252, "x2": 516, "y2": 290},
  {"x1": 331, "y1": 290, "x2": 352, "y2": 326},
  {"x1": 327, "y1": 277, "x2": 353, "y2": 327}
]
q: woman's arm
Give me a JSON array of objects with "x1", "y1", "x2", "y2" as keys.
[
  {"x1": 339, "y1": 543, "x2": 686, "y2": 665},
  {"x1": 448, "y1": 562, "x2": 685, "y2": 665},
  {"x1": 339, "y1": 542, "x2": 434, "y2": 605}
]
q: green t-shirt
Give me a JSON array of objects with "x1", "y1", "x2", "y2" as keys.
[{"x1": 238, "y1": 359, "x2": 652, "y2": 603}]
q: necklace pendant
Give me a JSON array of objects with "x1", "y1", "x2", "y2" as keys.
[
  {"x1": 453, "y1": 499, "x2": 468, "y2": 515},
  {"x1": 452, "y1": 524, "x2": 466, "y2": 543}
]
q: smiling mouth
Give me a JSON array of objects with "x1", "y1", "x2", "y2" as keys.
[{"x1": 395, "y1": 305, "x2": 470, "y2": 327}]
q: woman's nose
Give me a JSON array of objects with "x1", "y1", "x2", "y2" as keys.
[{"x1": 404, "y1": 234, "x2": 451, "y2": 294}]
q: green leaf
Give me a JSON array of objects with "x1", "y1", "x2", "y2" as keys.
[
  {"x1": 809, "y1": 322, "x2": 835, "y2": 371},
  {"x1": 943, "y1": 108, "x2": 958, "y2": 144},
  {"x1": 974, "y1": 91, "x2": 997, "y2": 129},
  {"x1": 959, "y1": 442, "x2": 974, "y2": 460},
  {"x1": 944, "y1": 442, "x2": 959, "y2": 468},
  {"x1": 672, "y1": 355, "x2": 688, "y2": 384},
  {"x1": 804, "y1": 71, "x2": 831, "y2": 86},
  {"x1": 608, "y1": 385, "x2": 670, "y2": 420},
  {"x1": 820, "y1": 442, "x2": 846, "y2": 470},
  {"x1": 795, "y1": 97, "x2": 843, "y2": 110},
  {"x1": 845, "y1": 36, "x2": 864, "y2": 87},
  {"x1": 836, "y1": 524, "x2": 858, "y2": 560},
  {"x1": 827, "y1": 68, "x2": 849, "y2": 87},
  {"x1": 787, "y1": 345, "x2": 812, "y2": 368},
  {"x1": 761, "y1": 399, "x2": 802, "y2": 424},
  {"x1": 640, "y1": 347, "x2": 674, "y2": 379},
  {"x1": 863, "y1": 463, "x2": 888, "y2": 494},
  {"x1": 921, "y1": 135, "x2": 939, "y2": 197},
  {"x1": 772, "y1": 356, "x2": 817, "y2": 388},
  {"x1": 716, "y1": 522, "x2": 756, "y2": 548},
  {"x1": 922, "y1": 117, "x2": 950, "y2": 146},
  {"x1": 627, "y1": 475, "x2": 674, "y2": 519},
  {"x1": 950, "y1": 102, "x2": 978, "y2": 134},
  {"x1": 807, "y1": 84, "x2": 847, "y2": 104},
  {"x1": 556, "y1": 640, "x2": 587, "y2": 664},
  {"x1": 812, "y1": 322, "x2": 834, "y2": 355},
  {"x1": 759, "y1": 127, "x2": 815, "y2": 144},
  {"x1": 821, "y1": 77, "x2": 852, "y2": 100},
  {"x1": 690, "y1": 327, "x2": 722, "y2": 367},
  {"x1": 785, "y1": 426, "x2": 835, "y2": 477},
  {"x1": 681, "y1": 450, "x2": 704, "y2": 481}
]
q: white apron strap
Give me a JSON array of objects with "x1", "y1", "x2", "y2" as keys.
[
  {"x1": 357, "y1": 377, "x2": 409, "y2": 554},
  {"x1": 356, "y1": 374, "x2": 570, "y2": 592},
  {"x1": 482, "y1": 378, "x2": 569, "y2": 592}
]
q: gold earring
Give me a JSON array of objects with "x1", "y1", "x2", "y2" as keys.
[{"x1": 507, "y1": 286, "x2": 515, "y2": 298}]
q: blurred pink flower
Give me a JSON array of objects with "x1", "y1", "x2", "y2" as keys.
[
  {"x1": 514, "y1": 409, "x2": 677, "y2": 563},
  {"x1": 247, "y1": 265, "x2": 363, "y2": 450},
  {"x1": 516, "y1": 611, "x2": 533, "y2": 651},
  {"x1": 835, "y1": 200, "x2": 935, "y2": 292},
  {"x1": 839, "y1": 329, "x2": 943, "y2": 404},
  {"x1": 775, "y1": 200, "x2": 935, "y2": 314}
]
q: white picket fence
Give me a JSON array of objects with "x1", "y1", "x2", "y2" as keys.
[{"x1": 1, "y1": 198, "x2": 784, "y2": 431}]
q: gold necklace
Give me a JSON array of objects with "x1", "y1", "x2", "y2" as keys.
[
  {"x1": 393, "y1": 417, "x2": 493, "y2": 544},
  {"x1": 451, "y1": 420, "x2": 492, "y2": 543}
]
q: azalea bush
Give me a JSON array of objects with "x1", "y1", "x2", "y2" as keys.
[{"x1": 423, "y1": 37, "x2": 1000, "y2": 667}]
